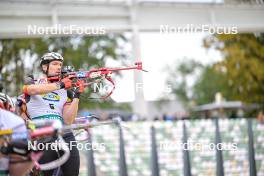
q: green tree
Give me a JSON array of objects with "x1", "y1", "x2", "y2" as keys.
[
  {"x1": 204, "y1": 34, "x2": 264, "y2": 106},
  {"x1": 165, "y1": 34, "x2": 264, "y2": 114},
  {"x1": 193, "y1": 66, "x2": 233, "y2": 105},
  {"x1": 0, "y1": 38, "x2": 48, "y2": 95},
  {"x1": 165, "y1": 58, "x2": 203, "y2": 108}
]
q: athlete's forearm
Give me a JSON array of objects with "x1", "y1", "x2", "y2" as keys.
[
  {"x1": 23, "y1": 83, "x2": 59, "y2": 95},
  {"x1": 63, "y1": 99, "x2": 79, "y2": 125}
]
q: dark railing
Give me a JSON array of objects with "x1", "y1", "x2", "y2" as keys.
[{"x1": 86, "y1": 118, "x2": 261, "y2": 176}]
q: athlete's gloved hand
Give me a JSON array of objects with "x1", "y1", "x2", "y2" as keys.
[
  {"x1": 73, "y1": 80, "x2": 85, "y2": 99},
  {"x1": 58, "y1": 77, "x2": 72, "y2": 89}
]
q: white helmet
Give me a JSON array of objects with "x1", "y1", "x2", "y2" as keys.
[{"x1": 40, "y1": 52, "x2": 64, "y2": 66}]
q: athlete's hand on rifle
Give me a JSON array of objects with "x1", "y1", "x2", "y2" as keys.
[
  {"x1": 73, "y1": 80, "x2": 84, "y2": 99},
  {"x1": 58, "y1": 77, "x2": 73, "y2": 89}
]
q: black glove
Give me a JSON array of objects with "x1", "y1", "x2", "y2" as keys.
[
  {"x1": 72, "y1": 87, "x2": 81, "y2": 99},
  {"x1": 72, "y1": 80, "x2": 84, "y2": 99},
  {"x1": 0, "y1": 139, "x2": 31, "y2": 156}
]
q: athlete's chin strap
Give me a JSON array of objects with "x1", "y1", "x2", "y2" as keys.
[
  {"x1": 45, "y1": 63, "x2": 50, "y2": 76},
  {"x1": 44, "y1": 63, "x2": 56, "y2": 82}
]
